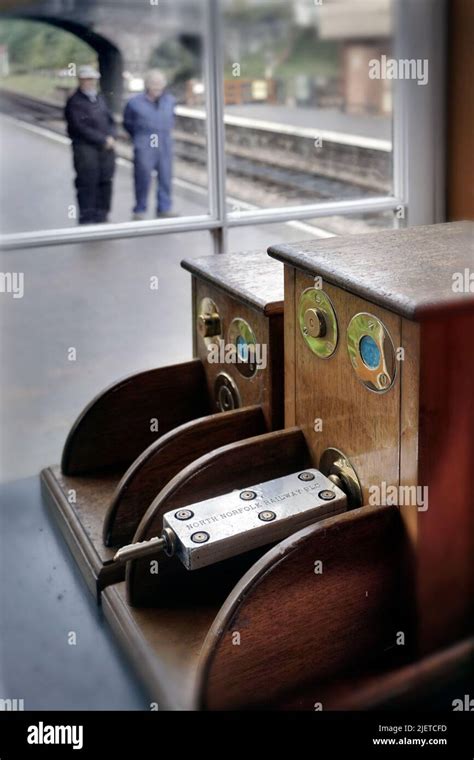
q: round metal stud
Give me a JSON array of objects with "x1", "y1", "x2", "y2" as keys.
[
  {"x1": 298, "y1": 472, "x2": 315, "y2": 481},
  {"x1": 298, "y1": 288, "x2": 338, "y2": 358},
  {"x1": 191, "y1": 531, "x2": 210, "y2": 544},
  {"x1": 240, "y1": 490, "x2": 257, "y2": 501},
  {"x1": 258, "y1": 510, "x2": 276, "y2": 522},
  {"x1": 174, "y1": 509, "x2": 194, "y2": 521},
  {"x1": 347, "y1": 313, "x2": 396, "y2": 394},
  {"x1": 318, "y1": 490, "x2": 336, "y2": 501}
]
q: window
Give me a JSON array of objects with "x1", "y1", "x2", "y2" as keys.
[
  {"x1": 0, "y1": 0, "x2": 445, "y2": 251},
  {"x1": 222, "y1": 0, "x2": 394, "y2": 212}
]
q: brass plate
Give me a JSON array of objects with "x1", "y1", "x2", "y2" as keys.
[
  {"x1": 347, "y1": 312, "x2": 396, "y2": 394},
  {"x1": 227, "y1": 317, "x2": 258, "y2": 379},
  {"x1": 298, "y1": 288, "x2": 338, "y2": 358}
]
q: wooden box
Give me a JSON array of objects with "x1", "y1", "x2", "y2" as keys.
[
  {"x1": 268, "y1": 221, "x2": 474, "y2": 655},
  {"x1": 41, "y1": 225, "x2": 473, "y2": 709},
  {"x1": 102, "y1": 223, "x2": 473, "y2": 710}
]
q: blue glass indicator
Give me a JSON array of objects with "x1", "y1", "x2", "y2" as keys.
[
  {"x1": 359, "y1": 335, "x2": 381, "y2": 369},
  {"x1": 236, "y1": 335, "x2": 248, "y2": 362}
]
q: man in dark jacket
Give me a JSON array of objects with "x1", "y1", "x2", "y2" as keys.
[
  {"x1": 123, "y1": 69, "x2": 176, "y2": 220},
  {"x1": 65, "y1": 66, "x2": 116, "y2": 224}
]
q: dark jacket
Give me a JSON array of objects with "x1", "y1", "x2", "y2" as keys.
[{"x1": 65, "y1": 89, "x2": 116, "y2": 148}]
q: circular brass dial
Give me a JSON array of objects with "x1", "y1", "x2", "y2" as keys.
[
  {"x1": 298, "y1": 288, "x2": 338, "y2": 358},
  {"x1": 347, "y1": 312, "x2": 396, "y2": 394}
]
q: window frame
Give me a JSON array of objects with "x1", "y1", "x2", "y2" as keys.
[{"x1": 0, "y1": 0, "x2": 446, "y2": 252}]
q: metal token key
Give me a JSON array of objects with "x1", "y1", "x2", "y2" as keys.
[{"x1": 113, "y1": 469, "x2": 347, "y2": 570}]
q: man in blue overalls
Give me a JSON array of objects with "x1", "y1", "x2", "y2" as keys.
[{"x1": 123, "y1": 70, "x2": 176, "y2": 220}]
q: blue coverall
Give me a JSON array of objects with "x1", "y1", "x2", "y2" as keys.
[{"x1": 123, "y1": 91, "x2": 176, "y2": 214}]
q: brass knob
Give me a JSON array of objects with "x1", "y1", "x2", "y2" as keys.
[
  {"x1": 197, "y1": 313, "x2": 221, "y2": 338},
  {"x1": 303, "y1": 308, "x2": 326, "y2": 339}
]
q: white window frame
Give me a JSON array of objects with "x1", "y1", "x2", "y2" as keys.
[{"x1": 0, "y1": 0, "x2": 446, "y2": 252}]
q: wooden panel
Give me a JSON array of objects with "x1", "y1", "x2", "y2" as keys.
[
  {"x1": 398, "y1": 317, "x2": 421, "y2": 641},
  {"x1": 269, "y1": 222, "x2": 474, "y2": 319},
  {"x1": 277, "y1": 637, "x2": 474, "y2": 711},
  {"x1": 293, "y1": 271, "x2": 401, "y2": 505},
  {"x1": 194, "y1": 279, "x2": 284, "y2": 430},
  {"x1": 323, "y1": 637, "x2": 474, "y2": 711},
  {"x1": 62, "y1": 360, "x2": 210, "y2": 476},
  {"x1": 126, "y1": 428, "x2": 311, "y2": 606},
  {"x1": 198, "y1": 505, "x2": 405, "y2": 710},
  {"x1": 399, "y1": 318, "x2": 421, "y2": 548},
  {"x1": 103, "y1": 518, "x2": 471, "y2": 711},
  {"x1": 284, "y1": 265, "x2": 296, "y2": 426},
  {"x1": 447, "y1": 0, "x2": 474, "y2": 219},
  {"x1": 415, "y1": 310, "x2": 474, "y2": 653},
  {"x1": 182, "y1": 250, "x2": 284, "y2": 315},
  {"x1": 103, "y1": 406, "x2": 267, "y2": 546}
]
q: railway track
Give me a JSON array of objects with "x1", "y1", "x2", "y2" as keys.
[{"x1": 0, "y1": 88, "x2": 388, "y2": 208}]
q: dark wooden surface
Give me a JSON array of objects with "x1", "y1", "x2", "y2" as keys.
[
  {"x1": 276, "y1": 637, "x2": 474, "y2": 710},
  {"x1": 102, "y1": 504, "x2": 471, "y2": 711},
  {"x1": 415, "y1": 310, "x2": 474, "y2": 653},
  {"x1": 62, "y1": 360, "x2": 209, "y2": 476},
  {"x1": 199, "y1": 504, "x2": 405, "y2": 710},
  {"x1": 447, "y1": 0, "x2": 474, "y2": 219},
  {"x1": 182, "y1": 249, "x2": 284, "y2": 315},
  {"x1": 268, "y1": 222, "x2": 474, "y2": 319},
  {"x1": 104, "y1": 406, "x2": 267, "y2": 546},
  {"x1": 126, "y1": 427, "x2": 311, "y2": 606}
]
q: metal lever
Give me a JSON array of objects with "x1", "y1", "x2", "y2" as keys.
[
  {"x1": 112, "y1": 469, "x2": 347, "y2": 571},
  {"x1": 114, "y1": 534, "x2": 171, "y2": 564}
]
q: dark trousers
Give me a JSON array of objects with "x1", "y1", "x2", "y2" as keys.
[{"x1": 72, "y1": 143, "x2": 115, "y2": 224}]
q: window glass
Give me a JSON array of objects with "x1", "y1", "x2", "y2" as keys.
[
  {"x1": 0, "y1": 0, "x2": 210, "y2": 233},
  {"x1": 227, "y1": 210, "x2": 396, "y2": 251},
  {"x1": 223, "y1": 0, "x2": 394, "y2": 211}
]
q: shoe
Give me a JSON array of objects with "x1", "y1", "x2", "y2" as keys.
[
  {"x1": 156, "y1": 210, "x2": 179, "y2": 218},
  {"x1": 133, "y1": 212, "x2": 147, "y2": 221}
]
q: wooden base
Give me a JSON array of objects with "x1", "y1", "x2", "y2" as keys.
[
  {"x1": 103, "y1": 503, "x2": 472, "y2": 710},
  {"x1": 102, "y1": 582, "x2": 216, "y2": 710},
  {"x1": 41, "y1": 466, "x2": 121, "y2": 597},
  {"x1": 104, "y1": 504, "x2": 403, "y2": 708}
]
